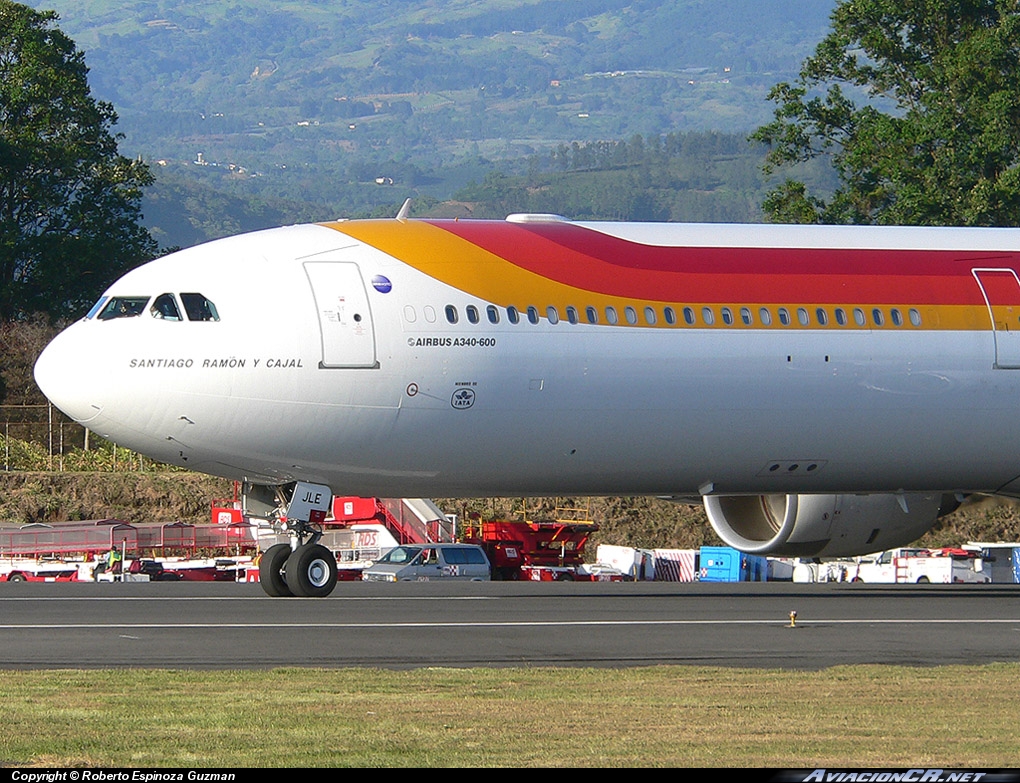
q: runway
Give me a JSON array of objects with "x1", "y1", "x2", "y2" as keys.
[{"x1": 2, "y1": 581, "x2": 1019, "y2": 669}]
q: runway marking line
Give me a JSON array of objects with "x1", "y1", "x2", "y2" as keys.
[
  {"x1": 0, "y1": 596, "x2": 500, "y2": 601},
  {"x1": 1, "y1": 619, "x2": 1019, "y2": 629}
]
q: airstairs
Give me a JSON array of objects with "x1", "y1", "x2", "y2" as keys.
[{"x1": 376, "y1": 498, "x2": 455, "y2": 544}]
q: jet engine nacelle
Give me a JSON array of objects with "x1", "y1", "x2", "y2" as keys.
[{"x1": 703, "y1": 492, "x2": 946, "y2": 558}]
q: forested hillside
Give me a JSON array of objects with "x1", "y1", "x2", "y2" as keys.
[
  {"x1": 446, "y1": 131, "x2": 838, "y2": 222},
  {"x1": 142, "y1": 130, "x2": 837, "y2": 242},
  {"x1": 24, "y1": 0, "x2": 838, "y2": 246}
]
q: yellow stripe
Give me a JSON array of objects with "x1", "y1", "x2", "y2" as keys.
[{"x1": 325, "y1": 219, "x2": 644, "y2": 309}]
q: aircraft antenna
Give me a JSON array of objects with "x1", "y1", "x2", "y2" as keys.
[{"x1": 395, "y1": 198, "x2": 412, "y2": 221}]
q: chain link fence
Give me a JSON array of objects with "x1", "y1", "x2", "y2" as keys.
[{"x1": 0, "y1": 404, "x2": 150, "y2": 472}]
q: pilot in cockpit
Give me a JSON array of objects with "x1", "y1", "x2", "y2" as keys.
[{"x1": 150, "y1": 293, "x2": 182, "y2": 321}]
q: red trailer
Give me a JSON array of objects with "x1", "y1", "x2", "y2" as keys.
[{"x1": 461, "y1": 517, "x2": 596, "y2": 581}]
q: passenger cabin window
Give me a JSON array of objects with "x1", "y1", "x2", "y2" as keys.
[
  {"x1": 486, "y1": 305, "x2": 500, "y2": 324},
  {"x1": 445, "y1": 305, "x2": 458, "y2": 324},
  {"x1": 180, "y1": 293, "x2": 220, "y2": 322},
  {"x1": 150, "y1": 293, "x2": 182, "y2": 321},
  {"x1": 566, "y1": 306, "x2": 579, "y2": 324},
  {"x1": 507, "y1": 306, "x2": 520, "y2": 324},
  {"x1": 97, "y1": 297, "x2": 149, "y2": 320},
  {"x1": 466, "y1": 305, "x2": 480, "y2": 324},
  {"x1": 585, "y1": 306, "x2": 598, "y2": 324}
]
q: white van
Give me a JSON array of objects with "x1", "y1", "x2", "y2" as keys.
[{"x1": 361, "y1": 544, "x2": 491, "y2": 582}]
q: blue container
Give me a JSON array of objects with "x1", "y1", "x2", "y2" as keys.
[{"x1": 698, "y1": 546, "x2": 768, "y2": 582}]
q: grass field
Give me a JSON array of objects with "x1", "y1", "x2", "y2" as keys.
[{"x1": 2, "y1": 664, "x2": 1018, "y2": 767}]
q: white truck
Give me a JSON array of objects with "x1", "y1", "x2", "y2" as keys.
[{"x1": 846, "y1": 548, "x2": 991, "y2": 584}]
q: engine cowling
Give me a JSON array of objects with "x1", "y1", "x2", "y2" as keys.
[{"x1": 703, "y1": 493, "x2": 946, "y2": 558}]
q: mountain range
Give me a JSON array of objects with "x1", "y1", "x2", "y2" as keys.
[{"x1": 24, "y1": 0, "x2": 838, "y2": 244}]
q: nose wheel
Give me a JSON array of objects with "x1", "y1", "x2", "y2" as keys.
[
  {"x1": 259, "y1": 543, "x2": 293, "y2": 596},
  {"x1": 259, "y1": 542, "x2": 338, "y2": 598},
  {"x1": 286, "y1": 544, "x2": 338, "y2": 598}
]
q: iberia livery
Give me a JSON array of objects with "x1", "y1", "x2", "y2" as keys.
[{"x1": 34, "y1": 213, "x2": 1020, "y2": 595}]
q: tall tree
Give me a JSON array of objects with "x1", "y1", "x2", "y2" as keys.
[
  {"x1": 0, "y1": 0, "x2": 156, "y2": 320},
  {"x1": 752, "y1": 0, "x2": 1020, "y2": 226}
]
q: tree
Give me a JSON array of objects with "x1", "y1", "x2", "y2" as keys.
[
  {"x1": 0, "y1": 1, "x2": 157, "y2": 320},
  {"x1": 0, "y1": 315, "x2": 57, "y2": 406},
  {"x1": 752, "y1": 0, "x2": 1020, "y2": 226}
]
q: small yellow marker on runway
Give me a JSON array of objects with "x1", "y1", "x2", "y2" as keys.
[{"x1": 789, "y1": 610, "x2": 797, "y2": 627}]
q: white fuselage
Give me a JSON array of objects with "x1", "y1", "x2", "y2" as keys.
[{"x1": 33, "y1": 219, "x2": 1020, "y2": 500}]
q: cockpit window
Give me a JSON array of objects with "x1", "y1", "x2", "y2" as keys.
[
  {"x1": 96, "y1": 297, "x2": 149, "y2": 320},
  {"x1": 180, "y1": 293, "x2": 220, "y2": 322},
  {"x1": 150, "y1": 293, "x2": 182, "y2": 321},
  {"x1": 85, "y1": 297, "x2": 108, "y2": 320}
]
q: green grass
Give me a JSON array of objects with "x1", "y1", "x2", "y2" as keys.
[{"x1": 2, "y1": 665, "x2": 1019, "y2": 767}]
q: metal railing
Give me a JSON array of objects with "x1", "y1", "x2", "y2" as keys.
[{"x1": 0, "y1": 403, "x2": 155, "y2": 472}]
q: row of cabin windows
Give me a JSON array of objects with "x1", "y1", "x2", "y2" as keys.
[{"x1": 437, "y1": 303, "x2": 924, "y2": 328}]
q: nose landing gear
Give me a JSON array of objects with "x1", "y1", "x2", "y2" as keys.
[{"x1": 255, "y1": 481, "x2": 339, "y2": 598}]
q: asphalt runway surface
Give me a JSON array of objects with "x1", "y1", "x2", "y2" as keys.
[{"x1": 2, "y1": 580, "x2": 1019, "y2": 669}]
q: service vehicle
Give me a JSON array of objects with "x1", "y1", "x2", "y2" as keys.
[
  {"x1": 573, "y1": 562, "x2": 629, "y2": 581},
  {"x1": 796, "y1": 547, "x2": 992, "y2": 583},
  {"x1": 847, "y1": 547, "x2": 991, "y2": 583},
  {"x1": 461, "y1": 515, "x2": 594, "y2": 581},
  {"x1": 129, "y1": 559, "x2": 183, "y2": 581},
  {"x1": 0, "y1": 557, "x2": 82, "y2": 582},
  {"x1": 361, "y1": 543, "x2": 490, "y2": 582}
]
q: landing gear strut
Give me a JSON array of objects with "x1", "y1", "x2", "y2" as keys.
[{"x1": 252, "y1": 481, "x2": 338, "y2": 598}]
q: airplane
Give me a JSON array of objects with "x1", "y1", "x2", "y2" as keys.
[{"x1": 32, "y1": 207, "x2": 1020, "y2": 596}]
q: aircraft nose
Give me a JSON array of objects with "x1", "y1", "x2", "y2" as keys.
[{"x1": 34, "y1": 326, "x2": 104, "y2": 424}]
